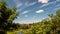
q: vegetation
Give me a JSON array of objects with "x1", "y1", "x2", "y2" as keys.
[
  {"x1": 0, "y1": 0, "x2": 60, "y2": 34},
  {"x1": 0, "y1": 1, "x2": 19, "y2": 34},
  {"x1": 7, "y1": 10, "x2": 60, "y2": 34}
]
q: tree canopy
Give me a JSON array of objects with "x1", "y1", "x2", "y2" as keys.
[{"x1": 0, "y1": 1, "x2": 19, "y2": 34}]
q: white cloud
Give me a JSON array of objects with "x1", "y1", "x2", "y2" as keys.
[
  {"x1": 14, "y1": 0, "x2": 36, "y2": 8},
  {"x1": 13, "y1": 0, "x2": 23, "y2": 8},
  {"x1": 17, "y1": 3, "x2": 22, "y2": 8},
  {"x1": 36, "y1": 10, "x2": 44, "y2": 13},
  {"x1": 55, "y1": 7, "x2": 60, "y2": 10},
  {"x1": 39, "y1": 0, "x2": 60, "y2": 8},
  {"x1": 57, "y1": 0, "x2": 60, "y2": 1},
  {"x1": 22, "y1": 11, "x2": 29, "y2": 14},
  {"x1": 16, "y1": 1, "x2": 37, "y2": 11},
  {"x1": 40, "y1": 3, "x2": 49, "y2": 8},
  {"x1": 40, "y1": 1, "x2": 56, "y2": 8},
  {"x1": 29, "y1": 1, "x2": 57, "y2": 12},
  {"x1": 25, "y1": 2, "x2": 37, "y2": 6},
  {"x1": 38, "y1": 0, "x2": 49, "y2": 3}
]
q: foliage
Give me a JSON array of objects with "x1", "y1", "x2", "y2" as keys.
[
  {"x1": 9, "y1": 10, "x2": 60, "y2": 34},
  {"x1": 0, "y1": 0, "x2": 60, "y2": 34},
  {"x1": 0, "y1": 1, "x2": 19, "y2": 34}
]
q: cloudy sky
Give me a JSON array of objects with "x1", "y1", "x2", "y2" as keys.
[{"x1": 6, "y1": 0, "x2": 60, "y2": 24}]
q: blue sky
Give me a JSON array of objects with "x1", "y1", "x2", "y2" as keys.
[{"x1": 5, "y1": 0, "x2": 60, "y2": 24}]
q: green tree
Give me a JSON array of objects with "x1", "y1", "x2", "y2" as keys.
[
  {"x1": 48, "y1": 10, "x2": 60, "y2": 34},
  {"x1": 0, "y1": 1, "x2": 19, "y2": 34}
]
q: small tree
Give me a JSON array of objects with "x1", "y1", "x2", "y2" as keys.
[{"x1": 0, "y1": 1, "x2": 19, "y2": 34}]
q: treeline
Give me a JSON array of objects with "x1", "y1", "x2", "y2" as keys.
[{"x1": 18, "y1": 10, "x2": 60, "y2": 34}]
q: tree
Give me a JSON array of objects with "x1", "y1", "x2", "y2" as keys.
[
  {"x1": 0, "y1": 1, "x2": 19, "y2": 34},
  {"x1": 48, "y1": 10, "x2": 60, "y2": 34}
]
